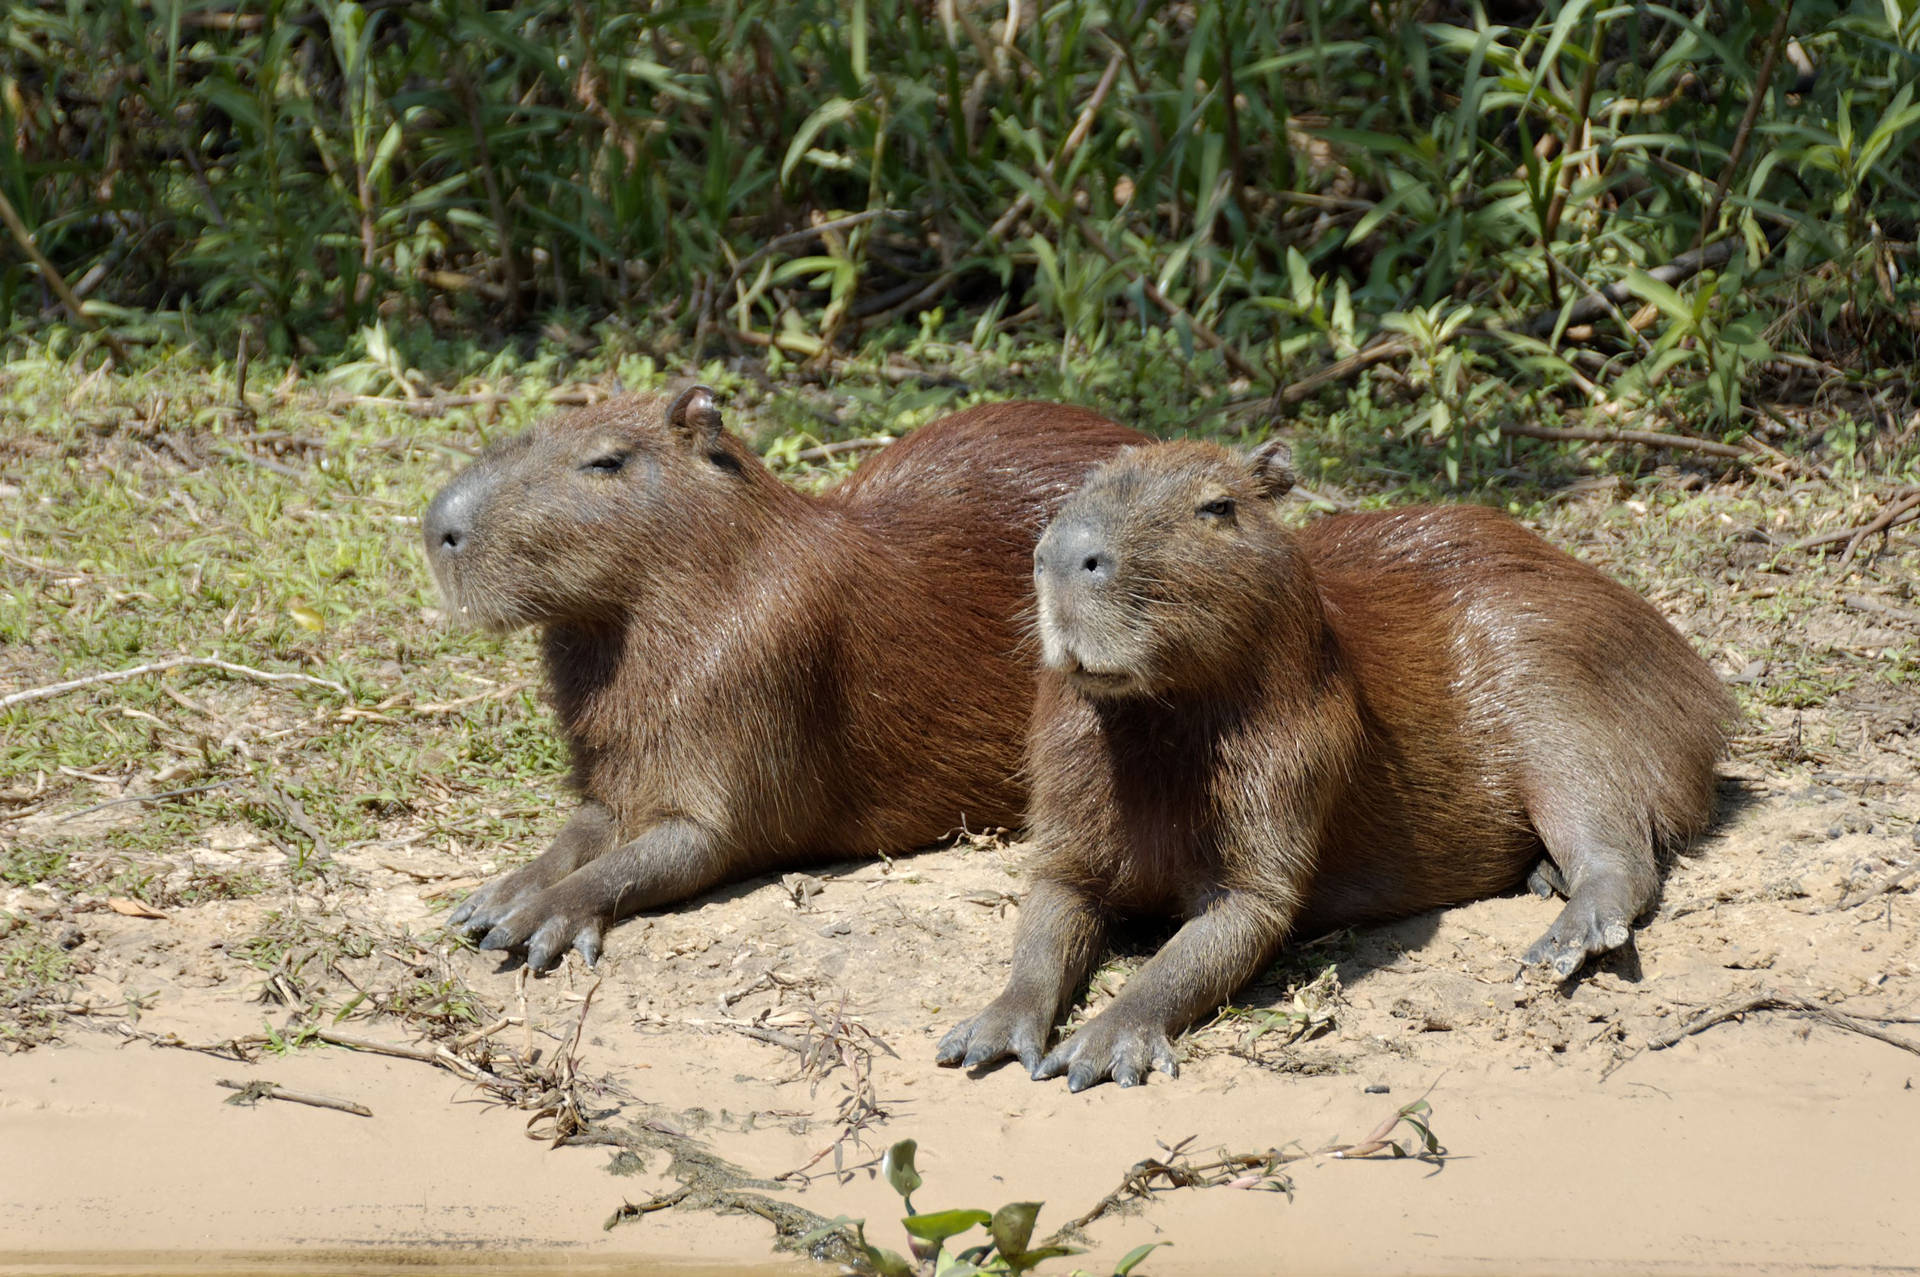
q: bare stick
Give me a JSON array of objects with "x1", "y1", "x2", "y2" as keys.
[
  {"x1": 0, "y1": 187, "x2": 132, "y2": 364},
  {"x1": 1835, "y1": 864, "x2": 1920, "y2": 912},
  {"x1": 1518, "y1": 236, "x2": 1749, "y2": 338},
  {"x1": 55, "y1": 779, "x2": 239, "y2": 823},
  {"x1": 1837, "y1": 491, "x2": 1920, "y2": 572},
  {"x1": 1280, "y1": 337, "x2": 1412, "y2": 405},
  {"x1": 1843, "y1": 594, "x2": 1920, "y2": 628},
  {"x1": 1788, "y1": 490, "x2": 1920, "y2": 553},
  {"x1": 1497, "y1": 421, "x2": 1750, "y2": 459},
  {"x1": 1648, "y1": 993, "x2": 1920, "y2": 1057},
  {"x1": 217, "y1": 1078, "x2": 373, "y2": 1117},
  {"x1": 2, "y1": 656, "x2": 351, "y2": 712},
  {"x1": 774, "y1": 437, "x2": 894, "y2": 466}
]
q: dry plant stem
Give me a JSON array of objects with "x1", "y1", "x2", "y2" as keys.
[
  {"x1": 0, "y1": 656, "x2": 352, "y2": 711},
  {"x1": 0, "y1": 187, "x2": 133, "y2": 364},
  {"x1": 1279, "y1": 336, "x2": 1412, "y2": 405},
  {"x1": 1843, "y1": 594, "x2": 1920, "y2": 628},
  {"x1": 1519, "y1": 237, "x2": 1748, "y2": 338},
  {"x1": 1696, "y1": 0, "x2": 1793, "y2": 255},
  {"x1": 784, "y1": 437, "x2": 893, "y2": 465},
  {"x1": 1498, "y1": 421, "x2": 1749, "y2": 459},
  {"x1": 216, "y1": 1077, "x2": 373, "y2": 1117},
  {"x1": 1789, "y1": 490, "x2": 1920, "y2": 553},
  {"x1": 1545, "y1": 252, "x2": 1655, "y2": 355},
  {"x1": 1836, "y1": 863, "x2": 1920, "y2": 911},
  {"x1": 1648, "y1": 993, "x2": 1920, "y2": 1057},
  {"x1": 1836, "y1": 492, "x2": 1920, "y2": 572}
]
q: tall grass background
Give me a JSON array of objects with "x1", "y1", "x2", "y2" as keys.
[{"x1": 1, "y1": 0, "x2": 1916, "y2": 458}]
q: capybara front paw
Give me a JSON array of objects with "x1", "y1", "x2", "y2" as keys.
[
  {"x1": 935, "y1": 997, "x2": 1051, "y2": 1074},
  {"x1": 1525, "y1": 896, "x2": 1633, "y2": 978},
  {"x1": 447, "y1": 866, "x2": 547, "y2": 939},
  {"x1": 1034, "y1": 1013, "x2": 1178, "y2": 1092},
  {"x1": 474, "y1": 892, "x2": 608, "y2": 972}
]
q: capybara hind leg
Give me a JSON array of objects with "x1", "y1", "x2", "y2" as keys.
[
  {"x1": 476, "y1": 819, "x2": 722, "y2": 970},
  {"x1": 450, "y1": 802, "x2": 618, "y2": 937},
  {"x1": 1524, "y1": 801, "x2": 1657, "y2": 978},
  {"x1": 937, "y1": 880, "x2": 1107, "y2": 1075}
]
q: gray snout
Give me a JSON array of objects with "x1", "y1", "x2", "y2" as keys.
[
  {"x1": 424, "y1": 469, "x2": 487, "y2": 560},
  {"x1": 1036, "y1": 518, "x2": 1116, "y2": 588}
]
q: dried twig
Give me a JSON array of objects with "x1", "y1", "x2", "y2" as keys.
[
  {"x1": 1648, "y1": 993, "x2": 1920, "y2": 1057},
  {"x1": 1835, "y1": 863, "x2": 1920, "y2": 912},
  {"x1": 217, "y1": 1077, "x2": 372, "y2": 1117},
  {"x1": 1, "y1": 656, "x2": 350, "y2": 711},
  {"x1": 1497, "y1": 421, "x2": 1750, "y2": 459},
  {"x1": 1843, "y1": 594, "x2": 1920, "y2": 628},
  {"x1": 53, "y1": 779, "x2": 238, "y2": 823},
  {"x1": 0, "y1": 186, "x2": 132, "y2": 363}
]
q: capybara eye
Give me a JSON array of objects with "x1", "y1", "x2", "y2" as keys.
[
  {"x1": 584, "y1": 452, "x2": 628, "y2": 474},
  {"x1": 1197, "y1": 497, "x2": 1236, "y2": 520}
]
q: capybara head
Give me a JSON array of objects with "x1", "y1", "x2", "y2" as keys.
[
  {"x1": 423, "y1": 386, "x2": 751, "y2": 632},
  {"x1": 1033, "y1": 438, "x2": 1307, "y2": 698}
]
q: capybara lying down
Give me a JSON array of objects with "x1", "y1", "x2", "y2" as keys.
[
  {"x1": 939, "y1": 439, "x2": 1734, "y2": 1090},
  {"x1": 423, "y1": 388, "x2": 1142, "y2": 970}
]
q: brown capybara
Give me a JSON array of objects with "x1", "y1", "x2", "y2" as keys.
[
  {"x1": 938, "y1": 439, "x2": 1735, "y2": 1090},
  {"x1": 423, "y1": 387, "x2": 1143, "y2": 970}
]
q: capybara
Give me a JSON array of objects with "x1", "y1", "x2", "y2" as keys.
[
  {"x1": 423, "y1": 387, "x2": 1143, "y2": 970},
  {"x1": 938, "y1": 439, "x2": 1735, "y2": 1090}
]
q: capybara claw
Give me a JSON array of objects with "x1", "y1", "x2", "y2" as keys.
[
  {"x1": 1036, "y1": 1015, "x2": 1176, "y2": 1092},
  {"x1": 938, "y1": 1000, "x2": 1048, "y2": 1072},
  {"x1": 477, "y1": 924, "x2": 516, "y2": 953}
]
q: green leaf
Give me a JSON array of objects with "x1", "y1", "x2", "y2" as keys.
[
  {"x1": 989, "y1": 1201, "x2": 1042, "y2": 1260},
  {"x1": 1115, "y1": 1241, "x2": 1170, "y2": 1275},
  {"x1": 883, "y1": 1140, "x2": 923, "y2": 1205},
  {"x1": 1006, "y1": 1244, "x2": 1082, "y2": 1273},
  {"x1": 902, "y1": 1209, "x2": 992, "y2": 1244},
  {"x1": 1622, "y1": 270, "x2": 1692, "y2": 328},
  {"x1": 781, "y1": 97, "x2": 861, "y2": 184}
]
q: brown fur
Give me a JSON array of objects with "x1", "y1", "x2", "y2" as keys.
[
  {"x1": 938, "y1": 439, "x2": 1736, "y2": 1089},
  {"x1": 424, "y1": 389, "x2": 1143, "y2": 968}
]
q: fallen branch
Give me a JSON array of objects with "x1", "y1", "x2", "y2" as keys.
[
  {"x1": 2, "y1": 656, "x2": 351, "y2": 712},
  {"x1": 218, "y1": 1077, "x2": 372, "y2": 1118},
  {"x1": 1519, "y1": 236, "x2": 1752, "y2": 339},
  {"x1": 1648, "y1": 993, "x2": 1920, "y2": 1057},
  {"x1": 1835, "y1": 863, "x2": 1920, "y2": 912},
  {"x1": 1842, "y1": 594, "x2": 1920, "y2": 629},
  {"x1": 1788, "y1": 490, "x2": 1920, "y2": 556},
  {"x1": 776, "y1": 437, "x2": 894, "y2": 466},
  {"x1": 1497, "y1": 421, "x2": 1749, "y2": 459}
]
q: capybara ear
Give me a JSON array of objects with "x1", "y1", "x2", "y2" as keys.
[
  {"x1": 1248, "y1": 437, "x2": 1296, "y2": 500},
  {"x1": 666, "y1": 385, "x2": 725, "y2": 451}
]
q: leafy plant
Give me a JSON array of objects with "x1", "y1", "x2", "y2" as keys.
[{"x1": 801, "y1": 1139, "x2": 1163, "y2": 1277}]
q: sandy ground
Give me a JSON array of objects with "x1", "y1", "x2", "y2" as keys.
[
  {"x1": 5, "y1": 752, "x2": 1919, "y2": 1275},
  {"x1": 5, "y1": 473, "x2": 1920, "y2": 1277}
]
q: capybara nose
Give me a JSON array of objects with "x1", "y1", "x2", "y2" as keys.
[
  {"x1": 424, "y1": 475, "x2": 482, "y2": 556},
  {"x1": 1038, "y1": 520, "x2": 1117, "y2": 587}
]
